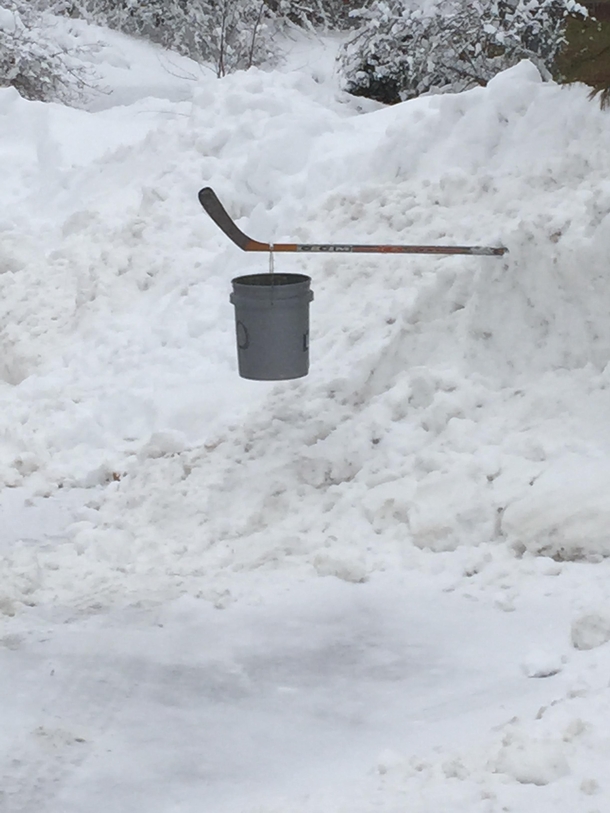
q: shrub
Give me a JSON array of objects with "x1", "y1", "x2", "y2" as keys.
[
  {"x1": 45, "y1": 1, "x2": 359, "y2": 77},
  {"x1": 339, "y1": 0, "x2": 588, "y2": 104},
  {"x1": 0, "y1": 1, "x2": 89, "y2": 103}
]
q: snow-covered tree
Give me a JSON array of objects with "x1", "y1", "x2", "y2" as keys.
[
  {"x1": 46, "y1": 1, "x2": 357, "y2": 77},
  {"x1": 0, "y1": 1, "x2": 89, "y2": 103},
  {"x1": 56, "y1": 0, "x2": 273, "y2": 75},
  {"x1": 338, "y1": 0, "x2": 588, "y2": 104}
]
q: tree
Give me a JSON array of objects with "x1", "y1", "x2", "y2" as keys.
[{"x1": 338, "y1": 0, "x2": 588, "y2": 104}]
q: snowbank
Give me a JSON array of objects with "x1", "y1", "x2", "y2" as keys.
[{"x1": 1, "y1": 51, "x2": 610, "y2": 608}]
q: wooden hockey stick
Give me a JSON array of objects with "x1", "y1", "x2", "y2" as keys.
[{"x1": 198, "y1": 187, "x2": 508, "y2": 257}]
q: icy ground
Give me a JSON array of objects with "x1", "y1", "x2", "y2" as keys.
[{"x1": 2, "y1": 16, "x2": 610, "y2": 813}]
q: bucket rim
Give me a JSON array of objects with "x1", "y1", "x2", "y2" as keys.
[{"x1": 232, "y1": 272, "x2": 311, "y2": 287}]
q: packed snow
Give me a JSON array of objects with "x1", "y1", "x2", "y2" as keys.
[{"x1": 2, "y1": 15, "x2": 610, "y2": 813}]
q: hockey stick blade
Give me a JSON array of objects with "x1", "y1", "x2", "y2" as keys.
[
  {"x1": 198, "y1": 187, "x2": 508, "y2": 257},
  {"x1": 198, "y1": 187, "x2": 267, "y2": 251}
]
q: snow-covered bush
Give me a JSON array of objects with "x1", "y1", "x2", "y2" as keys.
[
  {"x1": 43, "y1": 0, "x2": 275, "y2": 76},
  {"x1": 339, "y1": 0, "x2": 588, "y2": 104},
  {"x1": 45, "y1": 1, "x2": 356, "y2": 77},
  {"x1": 0, "y1": 1, "x2": 89, "y2": 103},
  {"x1": 269, "y1": 0, "x2": 356, "y2": 29}
]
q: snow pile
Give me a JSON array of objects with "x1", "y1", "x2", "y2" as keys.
[{"x1": 1, "y1": 51, "x2": 610, "y2": 608}]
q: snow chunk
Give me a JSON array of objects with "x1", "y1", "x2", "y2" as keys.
[
  {"x1": 485, "y1": 59, "x2": 543, "y2": 92},
  {"x1": 571, "y1": 611, "x2": 610, "y2": 651},
  {"x1": 0, "y1": 7, "x2": 17, "y2": 33},
  {"x1": 491, "y1": 729, "x2": 570, "y2": 785},
  {"x1": 313, "y1": 552, "x2": 368, "y2": 584},
  {"x1": 521, "y1": 648, "x2": 565, "y2": 678},
  {"x1": 139, "y1": 431, "x2": 186, "y2": 460},
  {"x1": 502, "y1": 457, "x2": 610, "y2": 560}
]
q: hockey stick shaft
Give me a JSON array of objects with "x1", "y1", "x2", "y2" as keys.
[{"x1": 198, "y1": 187, "x2": 507, "y2": 257}]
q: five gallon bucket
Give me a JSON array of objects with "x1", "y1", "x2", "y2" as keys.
[{"x1": 230, "y1": 273, "x2": 314, "y2": 381}]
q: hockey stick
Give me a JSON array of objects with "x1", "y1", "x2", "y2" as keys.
[{"x1": 198, "y1": 187, "x2": 508, "y2": 257}]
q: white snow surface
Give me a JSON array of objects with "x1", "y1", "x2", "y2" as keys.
[{"x1": 2, "y1": 17, "x2": 610, "y2": 813}]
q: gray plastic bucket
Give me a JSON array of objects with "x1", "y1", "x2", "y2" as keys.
[{"x1": 230, "y1": 273, "x2": 314, "y2": 381}]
